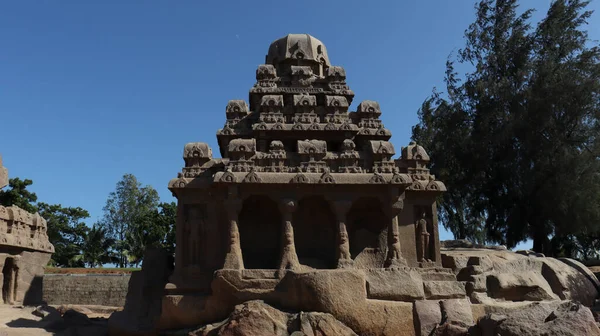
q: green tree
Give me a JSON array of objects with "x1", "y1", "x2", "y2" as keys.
[
  {"x1": 0, "y1": 178, "x2": 38, "y2": 213},
  {"x1": 123, "y1": 202, "x2": 176, "y2": 266},
  {"x1": 82, "y1": 225, "x2": 116, "y2": 268},
  {"x1": 412, "y1": 0, "x2": 600, "y2": 255},
  {"x1": 100, "y1": 174, "x2": 160, "y2": 267},
  {"x1": 38, "y1": 203, "x2": 90, "y2": 267}
]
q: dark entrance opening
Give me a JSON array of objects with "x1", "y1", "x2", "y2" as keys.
[
  {"x1": 2, "y1": 258, "x2": 15, "y2": 304},
  {"x1": 239, "y1": 195, "x2": 282, "y2": 269},
  {"x1": 347, "y1": 197, "x2": 387, "y2": 263},
  {"x1": 294, "y1": 196, "x2": 336, "y2": 269}
]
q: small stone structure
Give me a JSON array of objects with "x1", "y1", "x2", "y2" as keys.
[
  {"x1": 109, "y1": 34, "x2": 600, "y2": 336},
  {"x1": 0, "y1": 155, "x2": 54, "y2": 305}
]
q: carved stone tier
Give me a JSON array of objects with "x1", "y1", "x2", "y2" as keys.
[{"x1": 0, "y1": 206, "x2": 54, "y2": 253}]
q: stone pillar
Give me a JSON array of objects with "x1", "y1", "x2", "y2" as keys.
[
  {"x1": 223, "y1": 199, "x2": 244, "y2": 269},
  {"x1": 385, "y1": 193, "x2": 407, "y2": 268},
  {"x1": 278, "y1": 199, "x2": 300, "y2": 270},
  {"x1": 333, "y1": 200, "x2": 353, "y2": 268}
]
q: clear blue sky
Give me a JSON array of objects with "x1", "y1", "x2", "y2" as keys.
[{"x1": 1, "y1": 1, "x2": 599, "y2": 248}]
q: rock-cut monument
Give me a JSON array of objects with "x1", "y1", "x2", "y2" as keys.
[
  {"x1": 109, "y1": 34, "x2": 600, "y2": 336},
  {"x1": 0, "y1": 156, "x2": 54, "y2": 305}
]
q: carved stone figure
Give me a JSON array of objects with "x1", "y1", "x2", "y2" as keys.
[{"x1": 417, "y1": 213, "x2": 431, "y2": 262}]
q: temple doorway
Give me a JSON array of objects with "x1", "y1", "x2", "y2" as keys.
[
  {"x1": 294, "y1": 196, "x2": 336, "y2": 269},
  {"x1": 347, "y1": 197, "x2": 387, "y2": 262},
  {"x1": 238, "y1": 196, "x2": 281, "y2": 269},
  {"x1": 2, "y1": 258, "x2": 15, "y2": 304}
]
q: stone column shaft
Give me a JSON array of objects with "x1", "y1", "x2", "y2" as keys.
[
  {"x1": 278, "y1": 199, "x2": 300, "y2": 270},
  {"x1": 333, "y1": 200, "x2": 353, "y2": 268},
  {"x1": 385, "y1": 194, "x2": 407, "y2": 268},
  {"x1": 223, "y1": 199, "x2": 244, "y2": 269}
]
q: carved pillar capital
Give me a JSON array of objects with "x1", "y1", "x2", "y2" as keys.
[{"x1": 279, "y1": 198, "x2": 297, "y2": 215}]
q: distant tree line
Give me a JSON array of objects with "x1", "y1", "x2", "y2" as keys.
[
  {"x1": 0, "y1": 174, "x2": 175, "y2": 267},
  {"x1": 412, "y1": 0, "x2": 600, "y2": 259}
]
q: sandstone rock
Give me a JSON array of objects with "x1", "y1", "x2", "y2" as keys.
[
  {"x1": 414, "y1": 300, "x2": 442, "y2": 336},
  {"x1": 431, "y1": 322, "x2": 469, "y2": 336},
  {"x1": 365, "y1": 268, "x2": 425, "y2": 301},
  {"x1": 297, "y1": 311, "x2": 358, "y2": 336},
  {"x1": 62, "y1": 309, "x2": 94, "y2": 327},
  {"x1": 423, "y1": 281, "x2": 466, "y2": 299},
  {"x1": 108, "y1": 248, "x2": 173, "y2": 335},
  {"x1": 33, "y1": 305, "x2": 53, "y2": 318},
  {"x1": 486, "y1": 271, "x2": 558, "y2": 301},
  {"x1": 477, "y1": 301, "x2": 600, "y2": 336},
  {"x1": 442, "y1": 248, "x2": 599, "y2": 306},
  {"x1": 198, "y1": 300, "x2": 290, "y2": 336},
  {"x1": 515, "y1": 249, "x2": 545, "y2": 257},
  {"x1": 190, "y1": 301, "x2": 357, "y2": 336},
  {"x1": 441, "y1": 299, "x2": 473, "y2": 328}
]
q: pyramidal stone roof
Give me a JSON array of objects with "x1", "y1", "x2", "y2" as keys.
[{"x1": 169, "y1": 34, "x2": 445, "y2": 191}]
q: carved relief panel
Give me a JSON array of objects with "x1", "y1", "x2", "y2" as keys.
[{"x1": 183, "y1": 204, "x2": 208, "y2": 268}]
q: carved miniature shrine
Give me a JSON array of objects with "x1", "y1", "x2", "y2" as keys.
[
  {"x1": 168, "y1": 33, "x2": 445, "y2": 287},
  {"x1": 0, "y1": 155, "x2": 53, "y2": 305},
  {"x1": 127, "y1": 34, "x2": 456, "y2": 333}
]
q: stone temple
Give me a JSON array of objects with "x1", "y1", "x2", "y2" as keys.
[
  {"x1": 168, "y1": 33, "x2": 446, "y2": 281},
  {"x1": 0, "y1": 155, "x2": 54, "y2": 305},
  {"x1": 108, "y1": 34, "x2": 600, "y2": 336}
]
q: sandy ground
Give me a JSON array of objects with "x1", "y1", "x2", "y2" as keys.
[{"x1": 0, "y1": 305, "x2": 53, "y2": 336}]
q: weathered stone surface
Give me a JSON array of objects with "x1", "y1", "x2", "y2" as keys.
[
  {"x1": 477, "y1": 301, "x2": 600, "y2": 336},
  {"x1": 440, "y1": 299, "x2": 473, "y2": 328},
  {"x1": 365, "y1": 268, "x2": 425, "y2": 301},
  {"x1": 487, "y1": 271, "x2": 558, "y2": 301},
  {"x1": 442, "y1": 247, "x2": 599, "y2": 306},
  {"x1": 0, "y1": 156, "x2": 54, "y2": 307},
  {"x1": 189, "y1": 300, "x2": 357, "y2": 336},
  {"x1": 414, "y1": 300, "x2": 441, "y2": 336},
  {"x1": 108, "y1": 248, "x2": 173, "y2": 335},
  {"x1": 423, "y1": 281, "x2": 466, "y2": 299},
  {"x1": 43, "y1": 275, "x2": 130, "y2": 306}
]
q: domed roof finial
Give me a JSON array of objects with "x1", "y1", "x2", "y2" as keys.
[{"x1": 266, "y1": 34, "x2": 330, "y2": 66}]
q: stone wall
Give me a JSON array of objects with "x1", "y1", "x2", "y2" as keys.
[{"x1": 43, "y1": 274, "x2": 131, "y2": 307}]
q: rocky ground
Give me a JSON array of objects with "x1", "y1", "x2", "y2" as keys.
[{"x1": 0, "y1": 304, "x2": 117, "y2": 336}]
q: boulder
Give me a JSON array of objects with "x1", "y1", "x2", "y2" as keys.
[
  {"x1": 477, "y1": 300, "x2": 600, "y2": 336},
  {"x1": 413, "y1": 299, "x2": 474, "y2": 336},
  {"x1": 414, "y1": 300, "x2": 442, "y2": 336},
  {"x1": 423, "y1": 281, "x2": 466, "y2": 300},
  {"x1": 486, "y1": 272, "x2": 558, "y2": 301},
  {"x1": 441, "y1": 248, "x2": 599, "y2": 306},
  {"x1": 189, "y1": 300, "x2": 357, "y2": 336},
  {"x1": 364, "y1": 268, "x2": 425, "y2": 301}
]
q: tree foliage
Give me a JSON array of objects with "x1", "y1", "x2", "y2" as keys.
[
  {"x1": 82, "y1": 225, "x2": 117, "y2": 268},
  {"x1": 0, "y1": 178, "x2": 38, "y2": 213},
  {"x1": 38, "y1": 202, "x2": 90, "y2": 267},
  {"x1": 100, "y1": 174, "x2": 160, "y2": 267},
  {"x1": 412, "y1": 0, "x2": 600, "y2": 256},
  {"x1": 0, "y1": 173, "x2": 175, "y2": 267}
]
